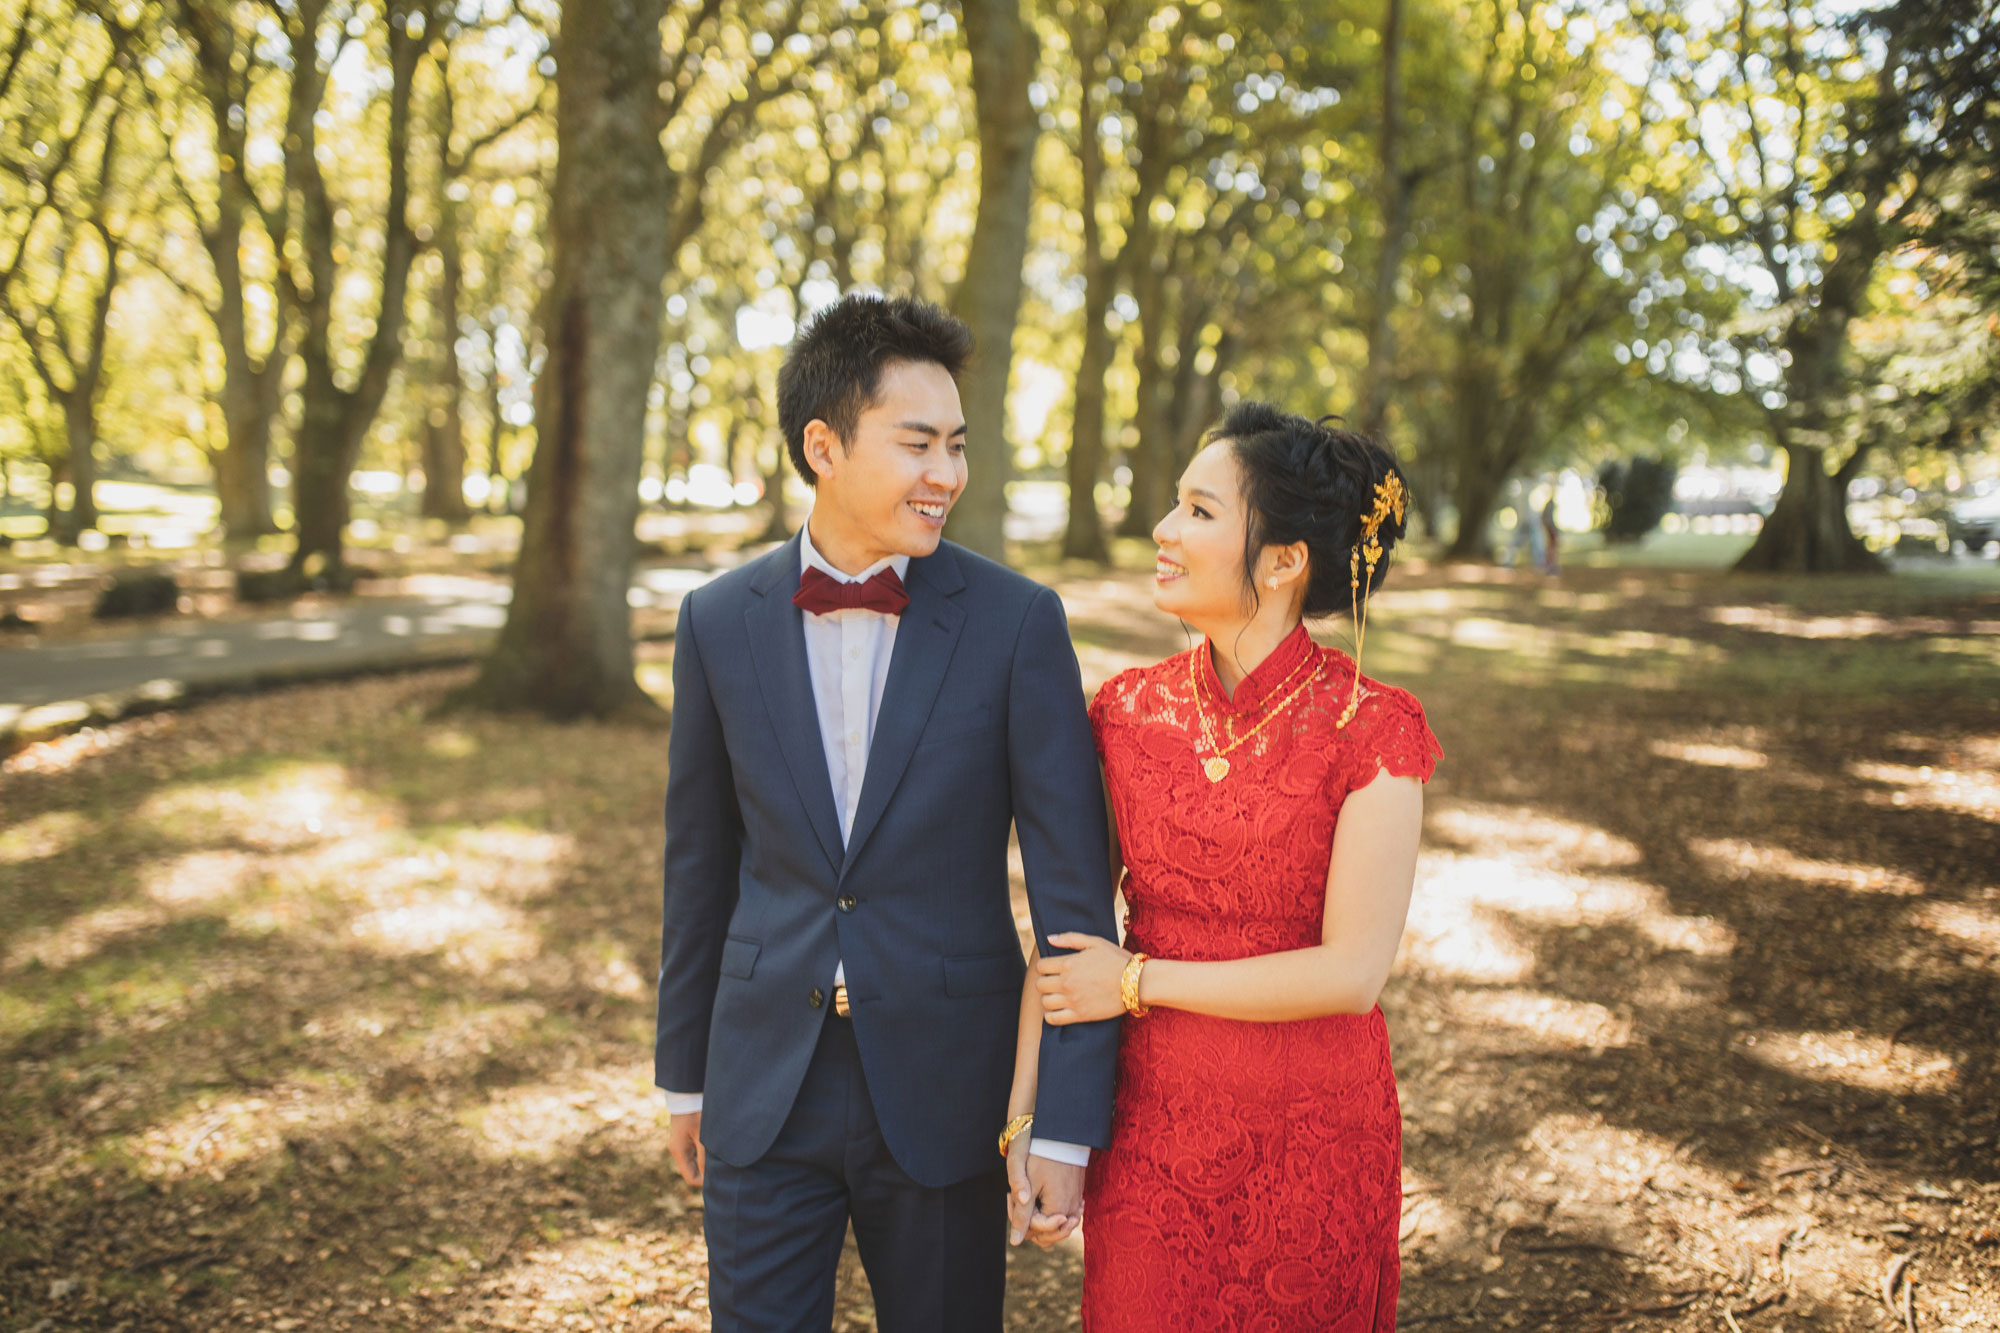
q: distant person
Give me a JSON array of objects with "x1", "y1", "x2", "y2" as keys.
[
  {"x1": 1022, "y1": 403, "x2": 1439, "y2": 1329},
  {"x1": 1540, "y1": 492, "x2": 1561, "y2": 575},
  {"x1": 1503, "y1": 480, "x2": 1546, "y2": 570}
]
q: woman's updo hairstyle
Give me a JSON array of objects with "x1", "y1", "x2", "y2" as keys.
[{"x1": 1211, "y1": 400, "x2": 1408, "y2": 617}]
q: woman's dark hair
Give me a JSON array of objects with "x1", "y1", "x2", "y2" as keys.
[
  {"x1": 776, "y1": 294, "x2": 974, "y2": 486},
  {"x1": 1209, "y1": 400, "x2": 1409, "y2": 618}
]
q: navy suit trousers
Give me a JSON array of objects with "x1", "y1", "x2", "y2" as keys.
[{"x1": 702, "y1": 1011, "x2": 1007, "y2": 1333}]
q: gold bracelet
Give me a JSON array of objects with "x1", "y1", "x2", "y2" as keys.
[
  {"x1": 998, "y1": 1112, "x2": 1034, "y2": 1159},
  {"x1": 1119, "y1": 953, "x2": 1151, "y2": 1016}
]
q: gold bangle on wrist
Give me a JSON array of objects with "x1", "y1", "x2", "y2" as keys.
[
  {"x1": 998, "y1": 1112, "x2": 1035, "y2": 1159},
  {"x1": 1120, "y1": 953, "x2": 1151, "y2": 1016}
]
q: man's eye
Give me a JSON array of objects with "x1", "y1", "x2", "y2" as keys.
[{"x1": 949, "y1": 441, "x2": 967, "y2": 454}]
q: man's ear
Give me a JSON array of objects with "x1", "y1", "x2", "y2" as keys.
[{"x1": 802, "y1": 419, "x2": 842, "y2": 484}]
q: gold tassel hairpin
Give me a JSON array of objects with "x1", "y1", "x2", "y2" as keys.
[{"x1": 1337, "y1": 473, "x2": 1407, "y2": 729}]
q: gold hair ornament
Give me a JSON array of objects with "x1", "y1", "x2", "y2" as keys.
[{"x1": 1337, "y1": 473, "x2": 1407, "y2": 729}]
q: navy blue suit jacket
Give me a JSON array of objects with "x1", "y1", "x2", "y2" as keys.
[{"x1": 654, "y1": 534, "x2": 1120, "y2": 1188}]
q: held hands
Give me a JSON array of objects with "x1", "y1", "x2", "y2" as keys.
[
  {"x1": 1036, "y1": 932, "x2": 1133, "y2": 1026},
  {"x1": 1005, "y1": 1132, "x2": 1085, "y2": 1249}
]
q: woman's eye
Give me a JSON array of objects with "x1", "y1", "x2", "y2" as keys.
[{"x1": 1191, "y1": 505, "x2": 1211, "y2": 520}]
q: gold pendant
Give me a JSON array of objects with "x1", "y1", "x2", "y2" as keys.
[{"x1": 1203, "y1": 756, "x2": 1230, "y2": 783}]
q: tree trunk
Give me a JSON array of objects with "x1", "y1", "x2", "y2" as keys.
[
  {"x1": 182, "y1": 1, "x2": 281, "y2": 541},
  {"x1": 458, "y1": 0, "x2": 669, "y2": 719},
  {"x1": 422, "y1": 189, "x2": 471, "y2": 521},
  {"x1": 1445, "y1": 460, "x2": 1505, "y2": 561},
  {"x1": 1357, "y1": 0, "x2": 1408, "y2": 442},
  {"x1": 1062, "y1": 55, "x2": 1111, "y2": 563},
  {"x1": 1734, "y1": 442, "x2": 1883, "y2": 572},
  {"x1": 284, "y1": 2, "x2": 422, "y2": 584},
  {"x1": 950, "y1": 0, "x2": 1041, "y2": 562},
  {"x1": 49, "y1": 393, "x2": 100, "y2": 541},
  {"x1": 422, "y1": 79, "x2": 471, "y2": 523},
  {"x1": 1117, "y1": 232, "x2": 1171, "y2": 538}
]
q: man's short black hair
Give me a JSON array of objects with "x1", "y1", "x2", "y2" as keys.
[{"x1": 776, "y1": 294, "x2": 974, "y2": 486}]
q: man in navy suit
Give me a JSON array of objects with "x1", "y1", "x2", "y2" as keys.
[{"x1": 655, "y1": 295, "x2": 1120, "y2": 1331}]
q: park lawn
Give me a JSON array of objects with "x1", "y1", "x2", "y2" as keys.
[{"x1": 2, "y1": 558, "x2": 1997, "y2": 1331}]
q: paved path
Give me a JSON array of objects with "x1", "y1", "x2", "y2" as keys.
[{"x1": 0, "y1": 567, "x2": 716, "y2": 726}]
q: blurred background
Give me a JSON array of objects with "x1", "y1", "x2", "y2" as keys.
[{"x1": 3, "y1": 1, "x2": 1998, "y2": 1330}]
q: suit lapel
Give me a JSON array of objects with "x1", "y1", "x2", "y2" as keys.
[
  {"x1": 745, "y1": 535, "x2": 845, "y2": 875},
  {"x1": 841, "y1": 545, "x2": 968, "y2": 879}
]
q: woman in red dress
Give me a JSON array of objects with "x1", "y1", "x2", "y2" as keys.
[{"x1": 1004, "y1": 402, "x2": 1438, "y2": 1330}]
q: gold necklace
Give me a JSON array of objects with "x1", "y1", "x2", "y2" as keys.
[{"x1": 1187, "y1": 642, "x2": 1321, "y2": 782}]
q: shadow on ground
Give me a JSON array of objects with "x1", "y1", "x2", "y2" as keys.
[{"x1": 2, "y1": 562, "x2": 1995, "y2": 1330}]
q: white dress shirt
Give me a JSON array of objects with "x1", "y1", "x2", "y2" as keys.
[{"x1": 668, "y1": 524, "x2": 1087, "y2": 1168}]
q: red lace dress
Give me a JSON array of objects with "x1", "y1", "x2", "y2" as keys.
[{"x1": 1082, "y1": 623, "x2": 1440, "y2": 1332}]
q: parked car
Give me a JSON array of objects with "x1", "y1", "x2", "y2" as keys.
[{"x1": 1946, "y1": 489, "x2": 2000, "y2": 556}]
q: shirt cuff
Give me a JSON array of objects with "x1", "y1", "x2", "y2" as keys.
[
  {"x1": 663, "y1": 1091, "x2": 704, "y2": 1116},
  {"x1": 1027, "y1": 1137, "x2": 1090, "y2": 1167}
]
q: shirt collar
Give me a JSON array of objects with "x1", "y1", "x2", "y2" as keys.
[{"x1": 800, "y1": 520, "x2": 910, "y2": 586}]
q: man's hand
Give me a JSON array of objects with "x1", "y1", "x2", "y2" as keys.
[
  {"x1": 1019, "y1": 1155, "x2": 1085, "y2": 1250},
  {"x1": 667, "y1": 1111, "x2": 706, "y2": 1187}
]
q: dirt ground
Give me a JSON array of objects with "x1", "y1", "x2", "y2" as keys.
[{"x1": 3, "y1": 559, "x2": 1996, "y2": 1331}]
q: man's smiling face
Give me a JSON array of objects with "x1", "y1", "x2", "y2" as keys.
[{"x1": 803, "y1": 358, "x2": 969, "y2": 571}]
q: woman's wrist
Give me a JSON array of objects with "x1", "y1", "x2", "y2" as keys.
[{"x1": 1136, "y1": 956, "x2": 1171, "y2": 1010}]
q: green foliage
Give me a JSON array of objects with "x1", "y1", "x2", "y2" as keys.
[{"x1": 1596, "y1": 455, "x2": 1677, "y2": 542}]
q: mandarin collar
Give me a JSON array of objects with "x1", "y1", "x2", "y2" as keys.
[{"x1": 1198, "y1": 621, "x2": 1316, "y2": 715}]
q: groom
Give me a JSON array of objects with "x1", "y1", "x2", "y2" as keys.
[{"x1": 655, "y1": 294, "x2": 1120, "y2": 1331}]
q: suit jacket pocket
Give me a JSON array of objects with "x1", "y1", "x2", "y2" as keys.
[
  {"x1": 918, "y1": 703, "x2": 993, "y2": 748},
  {"x1": 719, "y1": 935, "x2": 761, "y2": 979},
  {"x1": 943, "y1": 950, "x2": 1023, "y2": 997}
]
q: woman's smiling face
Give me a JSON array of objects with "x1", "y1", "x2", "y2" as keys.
[{"x1": 1151, "y1": 441, "x2": 1253, "y2": 624}]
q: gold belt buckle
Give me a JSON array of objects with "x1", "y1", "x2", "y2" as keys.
[{"x1": 833, "y1": 984, "x2": 850, "y2": 1017}]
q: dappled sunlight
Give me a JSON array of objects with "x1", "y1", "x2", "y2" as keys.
[
  {"x1": 0, "y1": 808, "x2": 93, "y2": 864},
  {"x1": 137, "y1": 761, "x2": 403, "y2": 851},
  {"x1": 1912, "y1": 898, "x2": 2000, "y2": 967},
  {"x1": 127, "y1": 1084, "x2": 368, "y2": 1184},
  {"x1": 1, "y1": 719, "x2": 152, "y2": 776},
  {"x1": 1450, "y1": 988, "x2": 1634, "y2": 1052},
  {"x1": 436, "y1": 826, "x2": 575, "y2": 900},
  {"x1": 1396, "y1": 1165, "x2": 1477, "y2": 1258},
  {"x1": 1074, "y1": 642, "x2": 1162, "y2": 693},
  {"x1": 1706, "y1": 605, "x2": 1952, "y2": 639},
  {"x1": 1413, "y1": 851, "x2": 1736, "y2": 957},
  {"x1": 1425, "y1": 801, "x2": 1642, "y2": 868},
  {"x1": 1851, "y1": 759, "x2": 2000, "y2": 821},
  {"x1": 347, "y1": 884, "x2": 539, "y2": 972},
  {"x1": 142, "y1": 848, "x2": 263, "y2": 906},
  {"x1": 1738, "y1": 1028, "x2": 1958, "y2": 1094},
  {"x1": 1648, "y1": 738, "x2": 1771, "y2": 770},
  {"x1": 1401, "y1": 861, "x2": 1538, "y2": 983},
  {"x1": 1690, "y1": 837, "x2": 1925, "y2": 895},
  {"x1": 466, "y1": 1061, "x2": 661, "y2": 1163},
  {"x1": 4, "y1": 901, "x2": 174, "y2": 972},
  {"x1": 423, "y1": 728, "x2": 481, "y2": 759}
]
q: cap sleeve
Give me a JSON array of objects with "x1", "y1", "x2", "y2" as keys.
[
  {"x1": 1339, "y1": 679, "x2": 1441, "y2": 790},
  {"x1": 1087, "y1": 666, "x2": 1142, "y2": 753}
]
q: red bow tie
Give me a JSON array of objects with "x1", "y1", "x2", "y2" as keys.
[{"x1": 793, "y1": 564, "x2": 910, "y2": 617}]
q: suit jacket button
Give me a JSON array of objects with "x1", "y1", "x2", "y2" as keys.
[
  {"x1": 809, "y1": 988, "x2": 825, "y2": 1008},
  {"x1": 836, "y1": 895, "x2": 856, "y2": 913}
]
